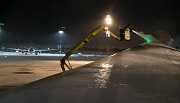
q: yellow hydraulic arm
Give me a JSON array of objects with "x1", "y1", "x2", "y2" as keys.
[{"x1": 60, "y1": 25, "x2": 121, "y2": 72}]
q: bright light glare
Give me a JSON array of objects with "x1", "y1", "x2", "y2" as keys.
[
  {"x1": 59, "y1": 31, "x2": 63, "y2": 33},
  {"x1": 100, "y1": 63, "x2": 113, "y2": 68},
  {"x1": 106, "y1": 30, "x2": 110, "y2": 37},
  {"x1": 104, "y1": 27, "x2": 108, "y2": 30},
  {"x1": 124, "y1": 29, "x2": 130, "y2": 40},
  {"x1": 105, "y1": 15, "x2": 112, "y2": 25}
]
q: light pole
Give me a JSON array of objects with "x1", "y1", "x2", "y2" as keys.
[
  {"x1": 0, "y1": 23, "x2": 4, "y2": 33},
  {"x1": 105, "y1": 15, "x2": 112, "y2": 56},
  {"x1": 0, "y1": 23, "x2": 4, "y2": 36},
  {"x1": 59, "y1": 30, "x2": 64, "y2": 53},
  {"x1": 0, "y1": 23, "x2": 4, "y2": 49}
]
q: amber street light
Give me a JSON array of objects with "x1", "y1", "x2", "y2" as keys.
[{"x1": 105, "y1": 15, "x2": 112, "y2": 25}]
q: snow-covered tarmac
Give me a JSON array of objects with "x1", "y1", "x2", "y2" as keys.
[{"x1": 0, "y1": 52, "x2": 102, "y2": 92}]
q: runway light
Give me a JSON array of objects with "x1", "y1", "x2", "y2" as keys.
[{"x1": 78, "y1": 53, "x2": 82, "y2": 55}]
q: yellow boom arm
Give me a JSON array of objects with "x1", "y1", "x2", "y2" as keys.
[{"x1": 60, "y1": 25, "x2": 121, "y2": 72}]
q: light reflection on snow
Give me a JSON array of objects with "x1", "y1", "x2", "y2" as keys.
[
  {"x1": 94, "y1": 63, "x2": 113, "y2": 88},
  {"x1": 101, "y1": 64, "x2": 113, "y2": 68}
]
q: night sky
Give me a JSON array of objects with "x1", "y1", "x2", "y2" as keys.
[{"x1": 0, "y1": 0, "x2": 179, "y2": 48}]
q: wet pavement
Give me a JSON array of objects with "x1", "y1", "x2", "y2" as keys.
[{"x1": 0, "y1": 43, "x2": 180, "y2": 103}]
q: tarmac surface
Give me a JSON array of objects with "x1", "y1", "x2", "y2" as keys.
[
  {"x1": 0, "y1": 43, "x2": 180, "y2": 103},
  {"x1": 0, "y1": 53, "x2": 104, "y2": 92}
]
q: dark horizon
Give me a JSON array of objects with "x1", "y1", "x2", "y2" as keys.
[{"x1": 0, "y1": 0, "x2": 179, "y2": 48}]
